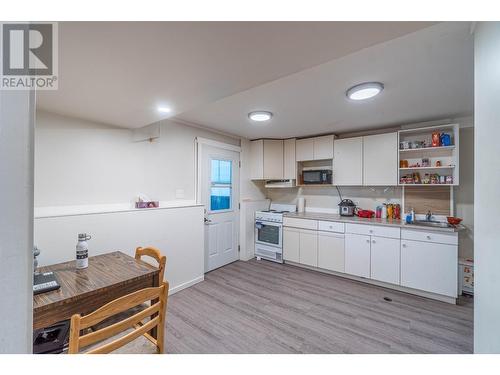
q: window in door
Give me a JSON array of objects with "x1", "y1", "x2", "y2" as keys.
[{"x1": 210, "y1": 159, "x2": 232, "y2": 212}]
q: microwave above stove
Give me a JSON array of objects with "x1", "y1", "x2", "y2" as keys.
[{"x1": 302, "y1": 169, "x2": 332, "y2": 185}]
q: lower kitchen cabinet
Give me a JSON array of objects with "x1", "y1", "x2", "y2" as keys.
[
  {"x1": 370, "y1": 236, "x2": 400, "y2": 285},
  {"x1": 344, "y1": 233, "x2": 371, "y2": 278},
  {"x1": 401, "y1": 239, "x2": 457, "y2": 297},
  {"x1": 283, "y1": 227, "x2": 300, "y2": 263},
  {"x1": 318, "y1": 231, "x2": 345, "y2": 272},
  {"x1": 299, "y1": 229, "x2": 318, "y2": 267}
]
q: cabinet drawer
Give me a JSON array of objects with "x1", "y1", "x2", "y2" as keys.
[
  {"x1": 345, "y1": 223, "x2": 400, "y2": 239},
  {"x1": 283, "y1": 217, "x2": 318, "y2": 230},
  {"x1": 318, "y1": 220, "x2": 345, "y2": 233},
  {"x1": 401, "y1": 229, "x2": 458, "y2": 245}
]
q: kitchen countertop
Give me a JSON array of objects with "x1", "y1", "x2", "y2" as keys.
[{"x1": 284, "y1": 212, "x2": 465, "y2": 233}]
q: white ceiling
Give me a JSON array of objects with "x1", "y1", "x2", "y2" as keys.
[
  {"x1": 36, "y1": 21, "x2": 436, "y2": 130},
  {"x1": 178, "y1": 22, "x2": 474, "y2": 139}
]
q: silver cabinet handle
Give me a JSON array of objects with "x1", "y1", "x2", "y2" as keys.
[
  {"x1": 372, "y1": 240, "x2": 376, "y2": 243},
  {"x1": 402, "y1": 243, "x2": 407, "y2": 248},
  {"x1": 366, "y1": 239, "x2": 370, "y2": 243},
  {"x1": 427, "y1": 235, "x2": 431, "y2": 240}
]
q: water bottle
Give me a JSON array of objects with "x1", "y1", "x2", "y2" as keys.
[{"x1": 76, "y1": 233, "x2": 91, "y2": 269}]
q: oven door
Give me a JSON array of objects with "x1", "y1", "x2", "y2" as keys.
[{"x1": 255, "y1": 221, "x2": 282, "y2": 248}]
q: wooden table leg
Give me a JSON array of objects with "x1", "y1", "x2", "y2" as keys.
[{"x1": 149, "y1": 273, "x2": 160, "y2": 340}]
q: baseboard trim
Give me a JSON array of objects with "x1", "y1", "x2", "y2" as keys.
[
  {"x1": 169, "y1": 275, "x2": 204, "y2": 295},
  {"x1": 285, "y1": 261, "x2": 457, "y2": 304}
]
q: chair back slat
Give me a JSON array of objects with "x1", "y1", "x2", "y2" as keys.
[
  {"x1": 79, "y1": 303, "x2": 160, "y2": 348},
  {"x1": 135, "y1": 247, "x2": 167, "y2": 281},
  {"x1": 68, "y1": 281, "x2": 169, "y2": 354},
  {"x1": 86, "y1": 316, "x2": 160, "y2": 354},
  {"x1": 79, "y1": 286, "x2": 163, "y2": 330}
]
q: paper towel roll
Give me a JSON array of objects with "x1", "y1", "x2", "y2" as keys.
[{"x1": 297, "y1": 197, "x2": 305, "y2": 213}]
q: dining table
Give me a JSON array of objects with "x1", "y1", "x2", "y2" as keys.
[{"x1": 33, "y1": 251, "x2": 160, "y2": 338}]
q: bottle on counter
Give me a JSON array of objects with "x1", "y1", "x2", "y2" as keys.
[
  {"x1": 76, "y1": 233, "x2": 91, "y2": 269},
  {"x1": 381, "y1": 204, "x2": 387, "y2": 219},
  {"x1": 387, "y1": 203, "x2": 393, "y2": 219},
  {"x1": 410, "y1": 208, "x2": 415, "y2": 223}
]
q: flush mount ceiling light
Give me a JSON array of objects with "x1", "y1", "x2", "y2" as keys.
[
  {"x1": 248, "y1": 111, "x2": 273, "y2": 122},
  {"x1": 157, "y1": 106, "x2": 171, "y2": 114},
  {"x1": 346, "y1": 82, "x2": 384, "y2": 101}
]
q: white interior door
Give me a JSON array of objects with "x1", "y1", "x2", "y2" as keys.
[{"x1": 199, "y1": 143, "x2": 240, "y2": 272}]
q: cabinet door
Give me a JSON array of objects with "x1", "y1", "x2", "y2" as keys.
[
  {"x1": 283, "y1": 138, "x2": 297, "y2": 180},
  {"x1": 313, "y1": 135, "x2": 334, "y2": 160},
  {"x1": 263, "y1": 139, "x2": 284, "y2": 179},
  {"x1": 299, "y1": 229, "x2": 318, "y2": 267},
  {"x1": 370, "y1": 236, "x2": 400, "y2": 285},
  {"x1": 318, "y1": 232, "x2": 345, "y2": 272},
  {"x1": 283, "y1": 227, "x2": 300, "y2": 263},
  {"x1": 250, "y1": 139, "x2": 264, "y2": 179},
  {"x1": 363, "y1": 132, "x2": 398, "y2": 186},
  {"x1": 333, "y1": 137, "x2": 363, "y2": 185},
  {"x1": 344, "y1": 233, "x2": 371, "y2": 278},
  {"x1": 296, "y1": 138, "x2": 314, "y2": 161},
  {"x1": 401, "y1": 240, "x2": 457, "y2": 297}
]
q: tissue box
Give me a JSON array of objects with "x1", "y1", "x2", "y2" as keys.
[{"x1": 135, "y1": 201, "x2": 159, "y2": 209}]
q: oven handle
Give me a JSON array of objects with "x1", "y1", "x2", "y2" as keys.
[{"x1": 255, "y1": 221, "x2": 263, "y2": 229}]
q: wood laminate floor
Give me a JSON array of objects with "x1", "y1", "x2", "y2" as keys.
[{"x1": 165, "y1": 259, "x2": 473, "y2": 354}]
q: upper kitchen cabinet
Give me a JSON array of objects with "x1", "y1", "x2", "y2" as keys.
[
  {"x1": 296, "y1": 135, "x2": 334, "y2": 161},
  {"x1": 283, "y1": 138, "x2": 297, "y2": 180},
  {"x1": 295, "y1": 138, "x2": 314, "y2": 161},
  {"x1": 333, "y1": 137, "x2": 363, "y2": 185},
  {"x1": 363, "y1": 132, "x2": 398, "y2": 186},
  {"x1": 250, "y1": 138, "x2": 297, "y2": 181}
]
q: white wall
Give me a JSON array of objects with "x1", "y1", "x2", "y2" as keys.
[
  {"x1": 35, "y1": 110, "x2": 239, "y2": 207},
  {"x1": 0, "y1": 90, "x2": 34, "y2": 353},
  {"x1": 474, "y1": 22, "x2": 500, "y2": 353},
  {"x1": 239, "y1": 139, "x2": 268, "y2": 260},
  {"x1": 455, "y1": 127, "x2": 474, "y2": 259}
]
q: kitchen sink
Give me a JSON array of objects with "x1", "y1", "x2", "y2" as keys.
[{"x1": 411, "y1": 220, "x2": 454, "y2": 228}]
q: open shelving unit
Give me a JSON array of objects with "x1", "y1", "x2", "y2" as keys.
[
  {"x1": 296, "y1": 159, "x2": 334, "y2": 187},
  {"x1": 398, "y1": 124, "x2": 459, "y2": 186}
]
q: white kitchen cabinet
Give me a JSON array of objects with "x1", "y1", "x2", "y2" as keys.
[
  {"x1": 313, "y1": 135, "x2": 334, "y2": 160},
  {"x1": 283, "y1": 227, "x2": 300, "y2": 263},
  {"x1": 334, "y1": 137, "x2": 363, "y2": 185},
  {"x1": 296, "y1": 135, "x2": 334, "y2": 161},
  {"x1": 318, "y1": 231, "x2": 345, "y2": 273},
  {"x1": 344, "y1": 233, "x2": 371, "y2": 278},
  {"x1": 401, "y1": 239, "x2": 457, "y2": 297},
  {"x1": 250, "y1": 139, "x2": 264, "y2": 180},
  {"x1": 295, "y1": 138, "x2": 314, "y2": 161},
  {"x1": 250, "y1": 139, "x2": 284, "y2": 180},
  {"x1": 299, "y1": 229, "x2": 318, "y2": 267},
  {"x1": 370, "y1": 236, "x2": 400, "y2": 285},
  {"x1": 263, "y1": 139, "x2": 284, "y2": 179},
  {"x1": 363, "y1": 132, "x2": 398, "y2": 186},
  {"x1": 283, "y1": 138, "x2": 297, "y2": 180}
]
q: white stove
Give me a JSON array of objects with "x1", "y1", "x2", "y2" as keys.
[{"x1": 255, "y1": 203, "x2": 296, "y2": 263}]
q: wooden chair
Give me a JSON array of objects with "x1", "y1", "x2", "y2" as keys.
[
  {"x1": 135, "y1": 246, "x2": 167, "y2": 282},
  {"x1": 68, "y1": 282, "x2": 169, "y2": 354}
]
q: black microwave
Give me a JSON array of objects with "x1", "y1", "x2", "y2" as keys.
[{"x1": 302, "y1": 169, "x2": 332, "y2": 184}]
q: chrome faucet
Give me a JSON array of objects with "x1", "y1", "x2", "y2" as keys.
[{"x1": 426, "y1": 210, "x2": 433, "y2": 221}]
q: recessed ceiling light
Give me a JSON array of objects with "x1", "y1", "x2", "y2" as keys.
[
  {"x1": 248, "y1": 111, "x2": 273, "y2": 122},
  {"x1": 157, "y1": 106, "x2": 171, "y2": 114},
  {"x1": 346, "y1": 82, "x2": 384, "y2": 101}
]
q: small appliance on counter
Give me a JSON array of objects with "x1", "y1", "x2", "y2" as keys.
[{"x1": 338, "y1": 199, "x2": 356, "y2": 216}]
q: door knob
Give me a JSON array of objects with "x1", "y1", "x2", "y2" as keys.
[{"x1": 204, "y1": 218, "x2": 212, "y2": 223}]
